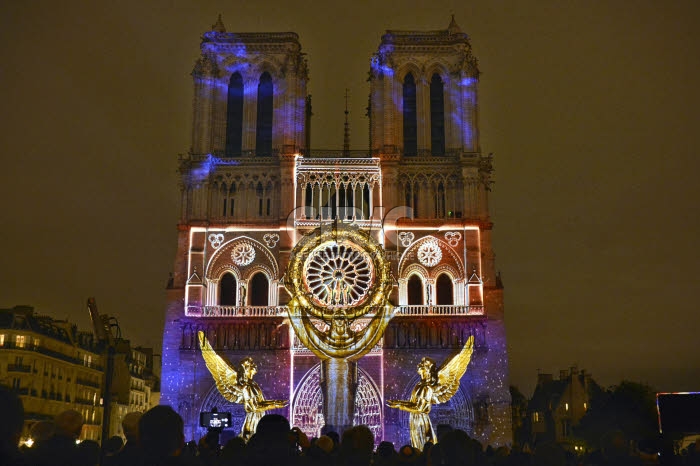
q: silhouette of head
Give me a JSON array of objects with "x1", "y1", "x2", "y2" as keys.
[
  {"x1": 139, "y1": 405, "x2": 184, "y2": 458},
  {"x1": 55, "y1": 409, "x2": 83, "y2": 439},
  {"x1": 0, "y1": 386, "x2": 24, "y2": 448},
  {"x1": 121, "y1": 411, "x2": 142, "y2": 442}
]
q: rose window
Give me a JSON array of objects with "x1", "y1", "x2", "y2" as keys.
[
  {"x1": 417, "y1": 240, "x2": 442, "y2": 267},
  {"x1": 231, "y1": 243, "x2": 256, "y2": 266},
  {"x1": 304, "y1": 241, "x2": 374, "y2": 307}
]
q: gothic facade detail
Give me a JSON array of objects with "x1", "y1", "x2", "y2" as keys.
[{"x1": 162, "y1": 17, "x2": 511, "y2": 447}]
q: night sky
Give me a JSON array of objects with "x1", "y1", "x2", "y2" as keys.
[{"x1": 1, "y1": 1, "x2": 698, "y2": 396}]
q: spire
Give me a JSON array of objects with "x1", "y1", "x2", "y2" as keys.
[
  {"x1": 343, "y1": 89, "x2": 350, "y2": 156},
  {"x1": 448, "y1": 14, "x2": 462, "y2": 35},
  {"x1": 212, "y1": 14, "x2": 226, "y2": 33}
]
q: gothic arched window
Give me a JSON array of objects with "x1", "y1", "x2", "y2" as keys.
[
  {"x1": 430, "y1": 73, "x2": 445, "y2": 156},
  {"x1": 403, "y1": 73, "x2": 417, "y2": 156},
  {"x1": 229, "y1": 183, "x2": 237, "y2": 217},
  {"x1": 407, "y1": 274, "x2": 424, "y2": 305},
  {"x1": 265, "y1": 181, "x2": 273, "y2": 216},
  {"x1": 256, "y1": 182, "x2": 264, "y2": 216},
  {"x1": 436, "y1": 182, "x2": 446, "y2": 218},
  {"x1": 436, "y1": 274, "x2": 454, "y2": 305},
  {"x1": 362, "y1": 184, "x2": 370, "y2": 219},
  {"x1": 219, "y1": 273, "x2": 237, "y2": 306},
  {"x1": 256, "y1": 72, "x2": 273, "y2": 156},
  {"x1": 249, "y1": 273, "x2": 269, "y2": 306},
  {"x1": 225, "y1": 72, "x2": 244, "y2": 157}
]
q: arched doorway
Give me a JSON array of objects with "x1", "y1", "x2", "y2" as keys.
[
  {"x1": 219, "y1": 273, "x2": 237, "y2": 306},
  {"x1": 249, "y1": 272, "x2": 269, "y2": 306},
  {"x1": 407, "y1": 275, "x2": 424, "y2": 305},
  {"x1": 436, "y1": 274, "x2": 454, "y2": 305}
]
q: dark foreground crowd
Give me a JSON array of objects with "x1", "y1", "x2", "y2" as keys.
[{"x1": 2, "y1": 387, "x2": 699, "y2": 466}]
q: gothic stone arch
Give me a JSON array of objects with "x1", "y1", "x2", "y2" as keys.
[{"x1": 291, "y1": 363, "x2": 383, "y2": 442}]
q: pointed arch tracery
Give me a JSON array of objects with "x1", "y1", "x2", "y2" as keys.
[
  {"x1": 398, "y1": 235, "x2": 463, "y2": 278},
  {"x1": 205, "y1": 236, "x2": 279, "y2": 280}
]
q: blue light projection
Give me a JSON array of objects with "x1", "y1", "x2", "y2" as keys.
[
  {"x1": 195, "y1": 34, "x2": 308, "y2": 154},
  {"x1": 190, "y1": 154, "x2": 241, "y2": 183}
]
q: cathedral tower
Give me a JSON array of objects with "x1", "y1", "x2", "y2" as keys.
[{"x1": 162, "y1": 17, "x2": 511, "y2": 447}]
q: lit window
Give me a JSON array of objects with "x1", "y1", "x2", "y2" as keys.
[
  {"x1": 532, "y1": 412, "x2": 540, "y2": 422},
  {"x1": 565, "y1": 402, "x2": 569, "y2": 411},
  {"x1": 16, "y1": 335, "x2": 26, "y2": 348},
  {"x1": 33, "y1": 338, "x2": 40, "y2": 349},
  {"x1": 0, "y1": 334, "x2": 5, "y2": 346},
  {"x1": 583, "y1": 402, "x2": 587, "y2": 410}
]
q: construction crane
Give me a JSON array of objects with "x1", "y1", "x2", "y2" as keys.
[{"x1": 86, "y1": 297, "x2": 117, "y2": 465}]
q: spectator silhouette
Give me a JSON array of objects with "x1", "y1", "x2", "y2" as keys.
[
  {"x1": 585, "y1": 430, "x2": 642, "y2": 466},
  {"x1": 246, "y1": 414, "x2": 299, "y2": 466},
  {"x1": 138, "y1": 405, "x2": 187, "y2": 465},
  {"x1": 0, "y1": 386, "x2": 27, "y2": 466},
  {"x1": 77, "y1": 439, "x2": 101, "y2": 466},
  {"x1": 306, "y1": 435, "x2": 334, "y2": 466},
  {"x1": 340, "y1": 425, "x2": 374, "y2": 466},
  {"x1": 396, "y1": 444, "x2": 422, "y2": 464},
  {"x1": 430, "y1": 429, "x2": 484, "y2": 466},
  {"x1": 374, "y1": 440, "x2": 397, "y2": 466},
  {"x1": 103, "y1": 435, "x2": 124, "y2": 457},
  {"x1": 533, "y1": 441, "x2": 566, "y2": 466},
  {"x1": 38, "y1": 409, "x2": 87, "y2": 466},
  {"x1": 220, "y1": 436, "x2": 246, "y2": 465},
  {"x1": 23, "y1": 420, "x2": 54, "y2": 465},
  {"x1": 104, "y1": 411, "x2": 142, "y2": 466}
]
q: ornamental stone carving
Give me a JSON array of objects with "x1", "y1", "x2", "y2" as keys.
[
  {"x1": 231, "y1": 243, "x2": 256, "y2": 266},
  {"x1": 263, "y1": 233, "x2": 280, "y2": 248},
  {"x1": 208, "y1": 233, "x2": 224, "y2": 249},
  {"x1": 417, "y1": 239, "x2": 442, "y2": 267},
  {"x1": 444, "y1": 231, "x2": 461, "y2": 247},
  {"x1": 399, "y1": 232, "x2": 415, "y2": 247}
]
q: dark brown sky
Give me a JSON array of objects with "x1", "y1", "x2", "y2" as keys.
[{"x1": 1, "y1": 1, "x2": 699, "y2": 396}]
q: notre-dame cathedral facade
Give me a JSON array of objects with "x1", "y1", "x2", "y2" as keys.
[{"x1": 161, "y1": 16, "x2": 512, "y2": 447}]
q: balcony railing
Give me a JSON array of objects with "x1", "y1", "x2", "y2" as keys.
[
  {"x1": 190, "y1": 305, "x2": 483, "y2": 317},
  {"x1": 74, "y1": 397, "x2": 95, "y2": 406},
  {"x1": 196, "y1": 306, "x2": 289, "y2": 317},
  {"x1": 7, "y1": 364, "x2": 32, "y2": 373},
  {"x1": 76, "y1": 378, "x2": 100, "y2": 389},
  {"x1": 395, "y1": 305, "x2": 484, "y2": 316}
]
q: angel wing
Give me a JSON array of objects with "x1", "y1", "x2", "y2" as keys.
[
  {"x1": 432, "y1": 336, "x2": 475, "y2": 404},
  {"x1": 198, "y1": 331, "x2": 243, "y2": 403}
]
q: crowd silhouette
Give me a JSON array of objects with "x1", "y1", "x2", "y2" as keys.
[{"x1": 2, "y1": 386, "x2": 699, "y2": 466}]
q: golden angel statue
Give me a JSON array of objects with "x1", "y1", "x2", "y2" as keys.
[
  {"x1": 198, "y1": 331, "x2": 288, "y2": 441},
  {"x1": 386, "y1": 336, "x2": 474, "y2": 449}
]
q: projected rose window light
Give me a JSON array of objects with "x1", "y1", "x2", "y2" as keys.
[{"x1": 304, "y1": 241, "x2": 374, "y2": 307}]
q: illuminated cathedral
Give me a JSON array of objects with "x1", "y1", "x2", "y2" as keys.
[{"x1": 161, "y1": 16, "x2": 512, "y2": 447}]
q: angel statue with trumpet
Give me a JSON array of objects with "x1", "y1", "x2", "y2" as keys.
[
  {"x1": 386, "y1": 336, "x2": 474, "y2": 449},
  {"x1": 198, "y1": 331, "x2": 288, "y2": 441}
]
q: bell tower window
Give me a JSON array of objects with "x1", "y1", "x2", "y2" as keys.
[
  {"x1": 256, "y1": 72, "x2": 273, "y2": 156},
  {"x1": 403, "y1": 73, "x2": 417, "y2": 156},
  {"x1": 430, "y1": 73, "x2": 445, "y2": 156},
  {"x1": 225, "y1": 72, "x2": 244, "y2": 157}
]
